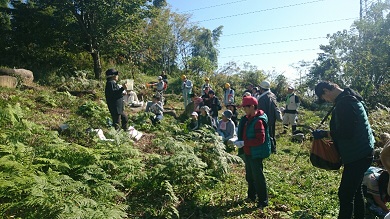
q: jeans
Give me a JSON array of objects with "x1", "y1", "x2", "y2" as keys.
[
  {"x1": 245, "y1": 155, "x2": 268, "y2": 207},
  {"x1": 338, "y1": 156, "x2": 373, "y2": 219}
]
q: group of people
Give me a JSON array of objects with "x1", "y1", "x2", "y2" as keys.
[{"x1": 105, "y1": 69, "x2": 384, "y2": 218}]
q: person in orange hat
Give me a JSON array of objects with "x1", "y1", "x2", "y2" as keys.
[
  {"x1": 233, "y1": 96, "x2": 271, "y2": 209},
  {"x1": 201, "y1": 77, "x2": 212, "y2": 95},
  {"x1": 223, "y1": 82, "x2": 235, "y2": 106}
]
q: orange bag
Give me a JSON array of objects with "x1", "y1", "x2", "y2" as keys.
[{"x1": 310, "y1": 139, "x2": 342, "y2": 170}]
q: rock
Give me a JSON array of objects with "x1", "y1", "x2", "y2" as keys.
[
  {"x1": 0, "y1": 75, "x2": 18, "y2": 88},
  {"x1": 0, "y1": 68, "x2": 34, "y2": 84}
]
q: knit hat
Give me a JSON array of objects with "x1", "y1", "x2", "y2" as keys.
[{"x1": 223, "y1": 110, "x2": 233, "y2": 119}]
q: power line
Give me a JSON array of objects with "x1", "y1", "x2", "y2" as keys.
[
  {"x1": 220, "y1": 48, "x2": 320, "y2": 58},
  {"x1": 224, "y1": 17, "x2": 357, "y2": 37},
  {"x1": 220, "y1": 36, "x2": 326, "y2": 49},
  {"x1": 198, "y1": 0, "x2": 325, "y2": 22},
  {"x1": 181, "y1": 0, "x2": 248, "y2": 13}
]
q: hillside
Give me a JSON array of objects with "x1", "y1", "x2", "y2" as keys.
[{"x1": 0, "y1": 81, "x2": 389, "y2": 219}]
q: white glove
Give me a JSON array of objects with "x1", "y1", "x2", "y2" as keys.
[{"x1": 233, "y1": 140, "x2": 244, "y2": 148}]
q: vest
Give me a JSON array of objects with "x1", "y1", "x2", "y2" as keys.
[
  {"x1": 285, "y1": 93, "x2": 299, "y2": 112},
  {"x1": 331, "y1": 96, "x2": 374, "y2": 164},
  {"x1": 245, "y1": 114, "x2": 271, "y2": 159}
]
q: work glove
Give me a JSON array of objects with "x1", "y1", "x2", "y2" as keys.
[
  {"x1": 312, "y1": 130, "x2": 328, "y2": 139},
  {"x1": 233, "y1": 140, "x2": 244, "y2": 148}
]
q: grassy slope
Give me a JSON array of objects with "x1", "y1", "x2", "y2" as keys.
[{"x1": 1, "y1": 82, "x2": 388, "y2": 219}]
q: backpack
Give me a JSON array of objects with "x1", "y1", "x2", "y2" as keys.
[{"x1": 163, "y1": 81, "x2": 168, "y2": 91}]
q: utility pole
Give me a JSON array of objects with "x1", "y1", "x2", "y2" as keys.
[{"x1": 361, "y1": 0, "x2": 382, "y2": 20}]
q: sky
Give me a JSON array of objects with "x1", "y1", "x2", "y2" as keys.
[{"x1": 166, "y1": 0, "x2": 361, "y2": 82}]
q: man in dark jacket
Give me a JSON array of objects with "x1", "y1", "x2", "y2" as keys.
[
  {"x1": 257, "y1": 80, "x2": 279, "y2": 153},
  {"x1": 313, "y1": 81, "x2": 374, "y2": 219},
  {"x1": 105, "y1": 68, "x2": 128, "y2": 131},
  {"x1": 208, "y1": 90, "x2": 221, "y2": 128}
]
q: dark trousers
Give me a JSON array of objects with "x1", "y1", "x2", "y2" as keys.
[
  {"x1": 111, "y1": 111, "x2": 128, "y2": 131},
  {"x1": 245, "y1": 155, "x2": 268, "y2": 207},
  {"x1": 338, "y1": 156, "x2": 373, "y2": 219}
]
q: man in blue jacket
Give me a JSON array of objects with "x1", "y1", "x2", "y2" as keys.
[{"x1": 313, "y1": 81, "x2": 374, "y2": 219}]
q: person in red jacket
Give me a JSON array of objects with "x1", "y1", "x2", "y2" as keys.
[{"x1": 234, "y1": 96, "x2": 271, "y2": 209}]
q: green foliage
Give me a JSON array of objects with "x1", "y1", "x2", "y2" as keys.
[
  {"x1": 305, "y1": 2, "x2": 390, "y2": 107},
  {"x1": 0, "y1": 104, "x2": 133, "y2": 219}
]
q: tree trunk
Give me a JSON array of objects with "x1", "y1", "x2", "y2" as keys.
[{"x1": 91, "y1": 51, "x2": 102, "y2": 79}]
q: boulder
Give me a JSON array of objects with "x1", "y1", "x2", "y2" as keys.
[
  {"x1": 0, "y1": 68, "x2": 34, "y2": 84},
  {"x1": 0, "y1": 75, "x2": 18, "y2": 88}
]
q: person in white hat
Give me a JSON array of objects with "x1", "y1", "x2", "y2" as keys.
[
  {"x1": 257, "y1": 80, "x2": 279, "y2": 153},
  {"x1": 189, "y1": 111, "x2": 199, "y2": 130},
  {"x1": 198, "y1": 106, "x2": 213, "y2": 129},
  {"x1": 282, "y1": 85, "x2": 300, "y2": 134}
]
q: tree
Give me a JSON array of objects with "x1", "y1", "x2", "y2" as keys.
[
  {"x1": 30, "y1": 0, "x2": 166, "y2": 79},
  {"x1": 306, "y1": 2, "x2": 390, "y2": 106}
]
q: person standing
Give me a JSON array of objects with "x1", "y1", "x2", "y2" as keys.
[
  {"x1": 282, "y1": 85, "x2": 300, "y2": 134},
  {"x1": 201, "y1": 77, "x2": 212, "y2": 95},
  {"x1": 223, "y1": 83, "x2": 235, "y2": 106},
  {"x1": 208, "y1": 90, "x2": 221, "y2": 128},
  {"x1": 234, "y1": 96, "x2": 271, "y2": 209},
  {"x1": 201, "y1": 86, "x2": 212, "y2": 107},
  {"x1": 257, "y1": 80, "x2": 279, "y2": 153},
  {"x1": 313, "y1": 81, "x2": 374, "y2": 219},
  {"x1": 181, "y1": 75, "x2": 193, "y2": 108},
  {"x1": 104, "y1": 68, "x2": 128, "y2": 131}
]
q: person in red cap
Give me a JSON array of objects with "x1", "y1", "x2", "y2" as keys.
[{"x1": 234, "y1": 96, "x2": 271, "y2": 209}]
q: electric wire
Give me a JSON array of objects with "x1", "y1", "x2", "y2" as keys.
[
  {"x1": 220, "y1": 36, "x2": 326, "y2": 49},
  {"x1": 180, "y1": 0, "x2": 248, "y2": 13},
  {"x1": 224, "y1": 17, "x2": 357, "y2": 36},
  {"x1": 220, "y1": 48, "x2": 320, "y2": 58},
  {"x1": 198, "y1": 0, "x2": 326, "y2": 22}
]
